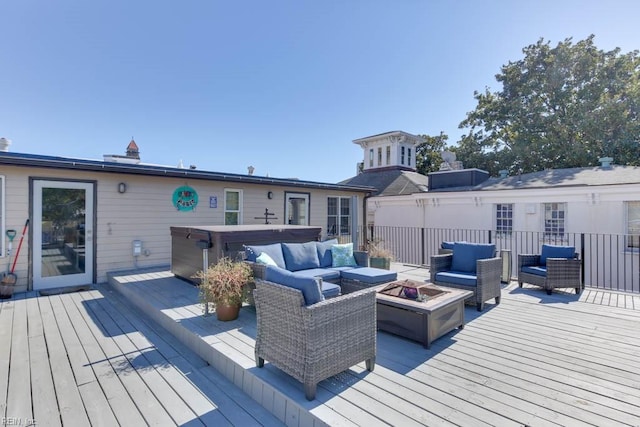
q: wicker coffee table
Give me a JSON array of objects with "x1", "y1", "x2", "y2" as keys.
[{"x1": 375, "y1": 280, "x2": 473, "y2": 349}]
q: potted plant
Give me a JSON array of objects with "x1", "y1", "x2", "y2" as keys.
[
  {"x1": 367, "y1": 240, "x2": 395, "y2": 270},
  {"x1": 192, "y1": 257, "x2": 253, "y2": 321}
]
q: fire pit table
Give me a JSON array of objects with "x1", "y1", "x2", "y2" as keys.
[{"x1": 375, "y1": 279, "x2": 473, "y2": 349}]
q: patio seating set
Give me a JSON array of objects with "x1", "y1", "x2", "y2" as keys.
[{"x1": 244, "y1": 239, "x2": 582, "y2": 400}]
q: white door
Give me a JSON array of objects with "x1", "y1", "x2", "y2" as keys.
[
  {"x1": 33, "y1": 180, "x2": 94, "y2": 290},
  {"x1": 285, "y1": 192, "x2": 310, "y2": 225}
]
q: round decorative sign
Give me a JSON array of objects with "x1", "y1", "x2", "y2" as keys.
[{"x1": 172, "y1": 185, "x2": 198, "y2": 211}]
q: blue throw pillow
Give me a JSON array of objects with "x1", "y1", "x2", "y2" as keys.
[
  {"x1": 282, "y1": 242, "x2": 320, "y2": 271},
  {"x1": 451, "y1": 242, "x2": 495, "y2": 273},
  {"x1": 331, "y1": 243, "x2": 357, "y2": 267},
  {"x1": 256, "y1": 252, "x2": 277, "y2": 266},
  {"x1": 264, "y1": 265, "x2": 324, "y2": 305},
  {"x1": 540, "y1": 244, "x2": 575, "y2": 266},
  {"x1": 316, "y1": 239, "x2": 338, "y2": 267},
  {"x1": 244, "y1": 243, "x2": 286, "y2": 269}
]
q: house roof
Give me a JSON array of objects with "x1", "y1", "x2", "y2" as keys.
[
  {"x1": 339, "y1": 167, "x2": 429, "y2": 196},
  {"x1": 0, "y1": 151, "x2": 375, "y2": 193},
  {"x1": 352, "y1": 130, "x2": 417, "y2": 143},
  {"x1": 431, "y1": 165, "x2": 640, "y2": 192}
]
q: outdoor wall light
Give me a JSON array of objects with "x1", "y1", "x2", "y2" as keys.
[
  {"x1": 118, "y1": 182, "x2": 127, "y2": 194},
  {"x1": 267, "y1": 191, "x2": 273, "y2": 199}
]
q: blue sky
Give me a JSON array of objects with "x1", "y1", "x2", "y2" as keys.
[{"x1": 2, "y1": 1, "x2": 640, "y2": 183}]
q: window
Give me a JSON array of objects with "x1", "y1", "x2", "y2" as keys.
[
  {"x1": 543, "y1": 202, "x2": 566, "y2": 239},
  {"x1": 369, "y1": 149, "x2": 374, "y2": 167},
  {"x1": 495, "y1": 203, "x2": 513, "y2": 235},
  {"x1": 224, "y1": 189, "x2": 242, "y2": 225},
  {"x1": 386, "y1": 146, "x2": 391, "y2": 165},
  {"x1": 327, "y1": 197, "x2": 351, "y2": 236},
  {"x1": 626, "y1": 201, "x2": 640, "y2": 249},
  {"x1": 401, "y1": 147, "x2": 405, "y2": 165},
  {"x1": 377, "y1": 147, "x2": 382, "y2": 166},
  {"x1": 408, "y1": 148, "x2": 412, "y2": 167}
]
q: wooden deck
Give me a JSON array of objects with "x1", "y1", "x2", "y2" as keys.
[
  {"x1": 105, "y1": 264, "x2": 640, "y2": 427},
  {"x1": 0, "y1": 283, "x2": 284, "y2": 426},
  {"x1": 2, "y1": 263, "x2": 640, "y2": 426}
]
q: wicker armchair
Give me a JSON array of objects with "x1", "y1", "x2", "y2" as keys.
[
  {"x1": 253, "y1": 279, "x2": 376, "y2": 401},
  {"x1": 430, "y1": 253, "x2": 502, "y2": 311},
  {"x1": 518, "y1": 252, "x2": 582, "y2": 295}
]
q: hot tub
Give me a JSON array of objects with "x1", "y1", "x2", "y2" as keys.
[{"x1": 170, "y1": 224, "x2": 322, "y2": 284}]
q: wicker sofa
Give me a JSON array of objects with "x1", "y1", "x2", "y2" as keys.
[
  {"x1": 518, "y1": 244, "x2": 582, "y2": 295},
  {"x1": 430, "y1": 242, "x2": 502, "y2": 311},
  {"x1": 253, "y1": 278, "x2": 376, "y2": 400},
  {"x1": 243, "y1": 240, "x2": 397, "y2": 295}
]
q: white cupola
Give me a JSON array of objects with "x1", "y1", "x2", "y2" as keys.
[{"x1": 352, "y1": 131, "x2": 423, "y2": 173}]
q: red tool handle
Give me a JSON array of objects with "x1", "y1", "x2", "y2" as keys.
[{"x1": 11, "y1": 219, "x2": 29, "y2": 274}]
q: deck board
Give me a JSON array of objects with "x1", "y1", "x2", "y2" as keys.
[
  {"x1": 2, "y1": 263, "x2": 640, "y2": 426},
  {"x1": 0, "y1": 282, "x2": 286, "y2": 426},
  {"x1": 107, "y1": 266, "x2": 640, "y2": 427}
]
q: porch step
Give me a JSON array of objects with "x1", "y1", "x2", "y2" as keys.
[{"x1": 107, "y1": 267, "x2": 343, "y2": 427}]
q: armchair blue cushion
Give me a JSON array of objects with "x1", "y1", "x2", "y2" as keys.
[
  {"x1": 451, "y1": 242, "x2": 495, "y2": 273},
  {"x1": 540, "y1": 244, "x2": 575, "y2": 266},
  {"x1": 264, "y1": 265, "x2": 324, "y2": 305},
  {"x1": 441, "y1": 241, "x2": 455, "y2": 250}
]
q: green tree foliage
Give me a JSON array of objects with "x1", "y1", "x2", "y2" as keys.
[
  {"x1": 415, "y1": 131, "x2": 450, "y2": 174},
  {"x1": 457, "y1": 35, "x2": 640, "y2": 176}
]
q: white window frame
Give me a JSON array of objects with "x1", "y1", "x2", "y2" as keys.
[
  {"x1": 543, "y1": 202, "x2": 567, "y2": 241},
  {"x1": 386, "y1": 146, "x2": 391, "y2": 165},
  {"x1": 369, "y1": 149, "x2": 374, "y2": 167},
  {"x1": 625, "y1": 201, "x2": 640, "y2": 250},
  {"x1": 401, "y1": 146, "x2": 405, "y2": 165},
  {"x1": 408, "y1": 148, "x2": 412, "y2": 167},
  {"x1": 224, "y1": 189, "x2": 243, "y2": 225},
  {"x1": 495, "y1": 203, "x2": 513, "y2": 236},
  {"x1": 327, "y1": 196, "x2": 351, "y2": 237},
  {"x1": 377, "y1": 147, "x2": 382, "y2": 166}
]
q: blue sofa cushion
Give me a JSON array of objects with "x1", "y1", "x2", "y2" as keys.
[
  {"x1": 451, "y1": 242, "x2": 495, "y2": 273},
  {"x1": 282, "y1": 242, "x2": 320, "y2": 271},
  {"x1": 522, "y1": 266, "x2": 547, "y2": 277},
  {"x1": 540, "y1": 244, "x2": 575, "y2": 266},
  {"x1": 321, "y1": 281, "x2": 341, "y2": 298},
  {"x1": 331, "y1": 243, "x2": 357, "y2": 267},
  {"x1": 435, "y1": 271, "x2": 478, "y2": 287},
  {"x1": 316, "y1": 239, "x2": 338, "y2": 268},
  {"x1": 264, "y1": 265, "x2": 324, "y2": 305},
  {"x1": 245, "y1": 243, "x2": 286, "y2": 269},
  {"x1": 341, "y1": 267, "x2": 397, "y2": 284},
  {"x1": 292, "y1": 268, "x2": 341, "y2": 283}
]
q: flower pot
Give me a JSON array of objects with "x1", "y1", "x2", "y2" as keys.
[
  {"x1": 369, "y1": 257, "x2": 391, "y2": 270},
  {"x1": 215, "y1": 303, "x2": 241, "y2": 321},
  {"x1": 0, "y1": 284, "x2": 14, "y2": 299}
]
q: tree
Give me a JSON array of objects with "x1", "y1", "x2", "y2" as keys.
[
  {"x1": 457, "y1": 35, "x2": 640, "y2": 176},
  {"x1": 415, "y1": 131, "x2": 450, "y2": 174}
]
